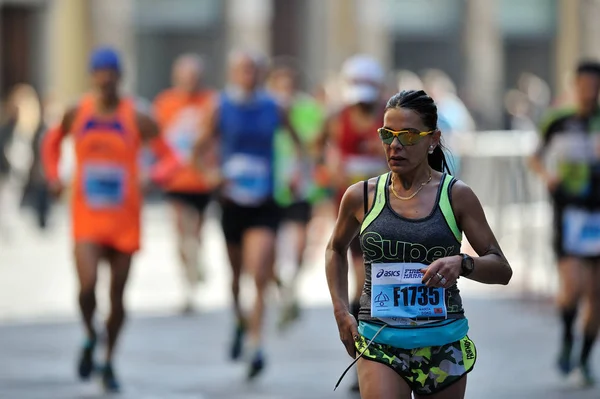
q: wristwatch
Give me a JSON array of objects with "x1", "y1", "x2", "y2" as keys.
[{"x1": 460, "y1": 253, "x2": 475, "y2": 277}]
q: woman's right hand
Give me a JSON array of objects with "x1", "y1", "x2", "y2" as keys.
[
  {"x1": 335, "y1": 311, "x2": 360, "y2": 358},
  {"x1": 326, "y1": 182, "x2": 366, "y2": 359}
]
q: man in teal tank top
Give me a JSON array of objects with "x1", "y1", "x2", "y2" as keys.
[
  {"x1": 273, "y1": 95, "x2": 326, "y2": 206},
  {"x1": 267, "y1": 60, "x2": 326, "y2": 330}
]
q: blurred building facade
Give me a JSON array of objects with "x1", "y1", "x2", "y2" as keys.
[{"x1": 1, "y1": 0, "x2": 599, "y2": 128}]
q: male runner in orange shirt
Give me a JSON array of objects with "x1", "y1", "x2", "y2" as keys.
[{"x1": 42, "y1": 47, "x2": 179, "y2": 392}]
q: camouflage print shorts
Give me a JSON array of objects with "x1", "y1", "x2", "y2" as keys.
[{"x1": 355, "y1": 335, "x2": 477, "y2": 396}]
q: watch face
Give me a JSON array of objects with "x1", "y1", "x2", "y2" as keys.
[
  {"x1": 467, "y1": 256, "x2": 475, "y2": 270},
  {"x1": 462, "y1": 255, "x2": 474, "y2": 274}
]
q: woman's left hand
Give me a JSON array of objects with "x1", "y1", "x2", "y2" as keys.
[{"x1": 420, "y1": 255, "x2": 462, "y2": 288}]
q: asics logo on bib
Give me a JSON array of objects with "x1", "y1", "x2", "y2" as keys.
[
  {"x1": 375, "y1": 268, "x2": 422, "y2": 279},
  {"x1": 376, "y1": 269, "x2": 402, "y2": 278},
  {"x1": 362, "y1": 231, "x2": 453, "y2": 263}
]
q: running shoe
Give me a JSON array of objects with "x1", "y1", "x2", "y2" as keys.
[
  {"x1": 557, "y1": 342, "x2": 572, "y2": 375},
  {"x1": 181, "y1": 301, "x2": 195, "y2": 315},
  {"x1": 247, "y1": 349, "x2": 265, "y2": 380},
  {"x1": 277, "y1": 300, "x2": 301, "y2": 332},
  {"x1": 100, "y1": 363, "x2": 121, "y2": 393},
  {"x1": 580, "y1": 363, "x2": 596, "y2": 387},
  {"x1": 77, "y1": 338, "x2": 96, "y2": 380},
  {"x1": 230, "y1": 321, "x2": 246, "y2": 361}
]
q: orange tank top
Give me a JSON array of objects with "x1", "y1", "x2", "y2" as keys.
[
  {"x1": 70, "y1": 94, "x2": 142, "y2": 243},
  {"x1": 153, "y1": 89, "x2": 216, "y2": 193}
]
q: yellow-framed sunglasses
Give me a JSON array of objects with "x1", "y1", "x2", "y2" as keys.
[{"x1": 377, "y1": 127, "x2": 435, "y2": 146}]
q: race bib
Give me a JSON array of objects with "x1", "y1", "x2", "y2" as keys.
[
  {"x1": 83, "y1": 163, "x2": 126, "y2": 209},
  {"x1": 169, "y1": 133, "x2": 195, "y2": 160},
  {"x1": 563, "y1": 207, "x2": 600, "y2": 256},
  {"x1": 222, "y1": 154, "x2": 271, "y2": 206},
  {"x1": 371, "y1": 263, "x2": 447, "y2": 322},
  {"x1": 165, "y1": 108, "x2": 204, "y2": 161}
]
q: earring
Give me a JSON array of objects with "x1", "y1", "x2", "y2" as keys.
[{"x1": 428, "y1": 145, "x2": 434, "y2": 154}]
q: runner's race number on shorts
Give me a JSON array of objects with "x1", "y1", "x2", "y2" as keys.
[
  {"x1": 371, "y1": 263, "x2": 447, "y2": 321},
  {"x1": 563, "y1": 206, "x2": 600, "y2": 257}
]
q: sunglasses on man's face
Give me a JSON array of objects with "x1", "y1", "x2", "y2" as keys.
[{"x1": 377, "y1": 127, "x2": 435, "y2": 146}]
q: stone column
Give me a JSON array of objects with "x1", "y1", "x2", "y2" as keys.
[
  {"x1": 324, "y1": 0, "x2": 358, "y2": 74},
  {"x1": 303, "y1": 0, "x2": 330, "y2": 88},
  {"x1": 580, "y1": 0, "x2": 600, "y2": 60},
  {"x1": 89, "y1": 0, "x2": 136, "y2": 94},
  {"x1": 47, "y1": 0, "x2": 91, "y2": 105},
  {"x1": 555, "y1": 0, "x2": 581, "y2": 95},
  {"x1": 226, "y1": 0, "x2": 272, "y2": 56},
  {"x1": 355, "y1": 0, "x2": 390, "y2": 72},
  {"x1": 463, "y1": 0, "x2": 504, "y2": 129}
]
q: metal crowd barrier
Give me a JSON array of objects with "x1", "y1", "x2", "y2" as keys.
[{"x1": 448, "y1": 130, "x2": 555, "y2": 297}]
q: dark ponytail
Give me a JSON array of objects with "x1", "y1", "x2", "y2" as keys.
[
  {"x1": 428, "y1": 146, "x2": 448, "y2": 174},
  {"x1": 385, "y1": 90, "x2": 452, "y2": 174}
]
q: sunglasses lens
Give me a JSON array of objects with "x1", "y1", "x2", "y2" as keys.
[
  {"x1": 378, "y1": 129, "x2": 395, "y2": 144},
  {"x1": 401, "y1": 132, "x2": 420, "y2": 146}
]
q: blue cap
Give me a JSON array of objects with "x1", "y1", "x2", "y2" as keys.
[{"x1": 89, "y1": 47, "x2": 122, "y2": 73}]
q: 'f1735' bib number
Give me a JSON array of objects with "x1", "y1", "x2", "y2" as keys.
[{"x1": 371, "y1": 263, "x2": 447, "y2": 322}]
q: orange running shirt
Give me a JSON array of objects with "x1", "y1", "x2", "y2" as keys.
[
  {"x1": 153, "y1": 89, "x2": 216, "y2": 193},
  {"x1": 69, "y1": 94, "x2": 143, "y2": 253}
]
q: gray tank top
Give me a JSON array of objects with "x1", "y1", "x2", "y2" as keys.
[{"x1": 358, "y1": 172, "x2": 465, "y2": 324}]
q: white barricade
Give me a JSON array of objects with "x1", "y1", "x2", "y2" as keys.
[{"x1": 448, "y1": 130, "x2": 555, "y2": 298}]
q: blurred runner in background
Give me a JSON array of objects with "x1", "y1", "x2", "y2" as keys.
[
  {"x1": 529, "y1": 60, "x2": 600, "y2": 386},
  {"x1": 266, "y1": 57, "x2": 326, "y2": 330},
  {"x1": 153, "y1": 53, "x2": 219, "y2": 314},
  {"x1": 194, "y1": 49, "x2": 303, "y2": 380},
  {"x1": 316, "y1": 54, "x2": 389, "y2": 392}
]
